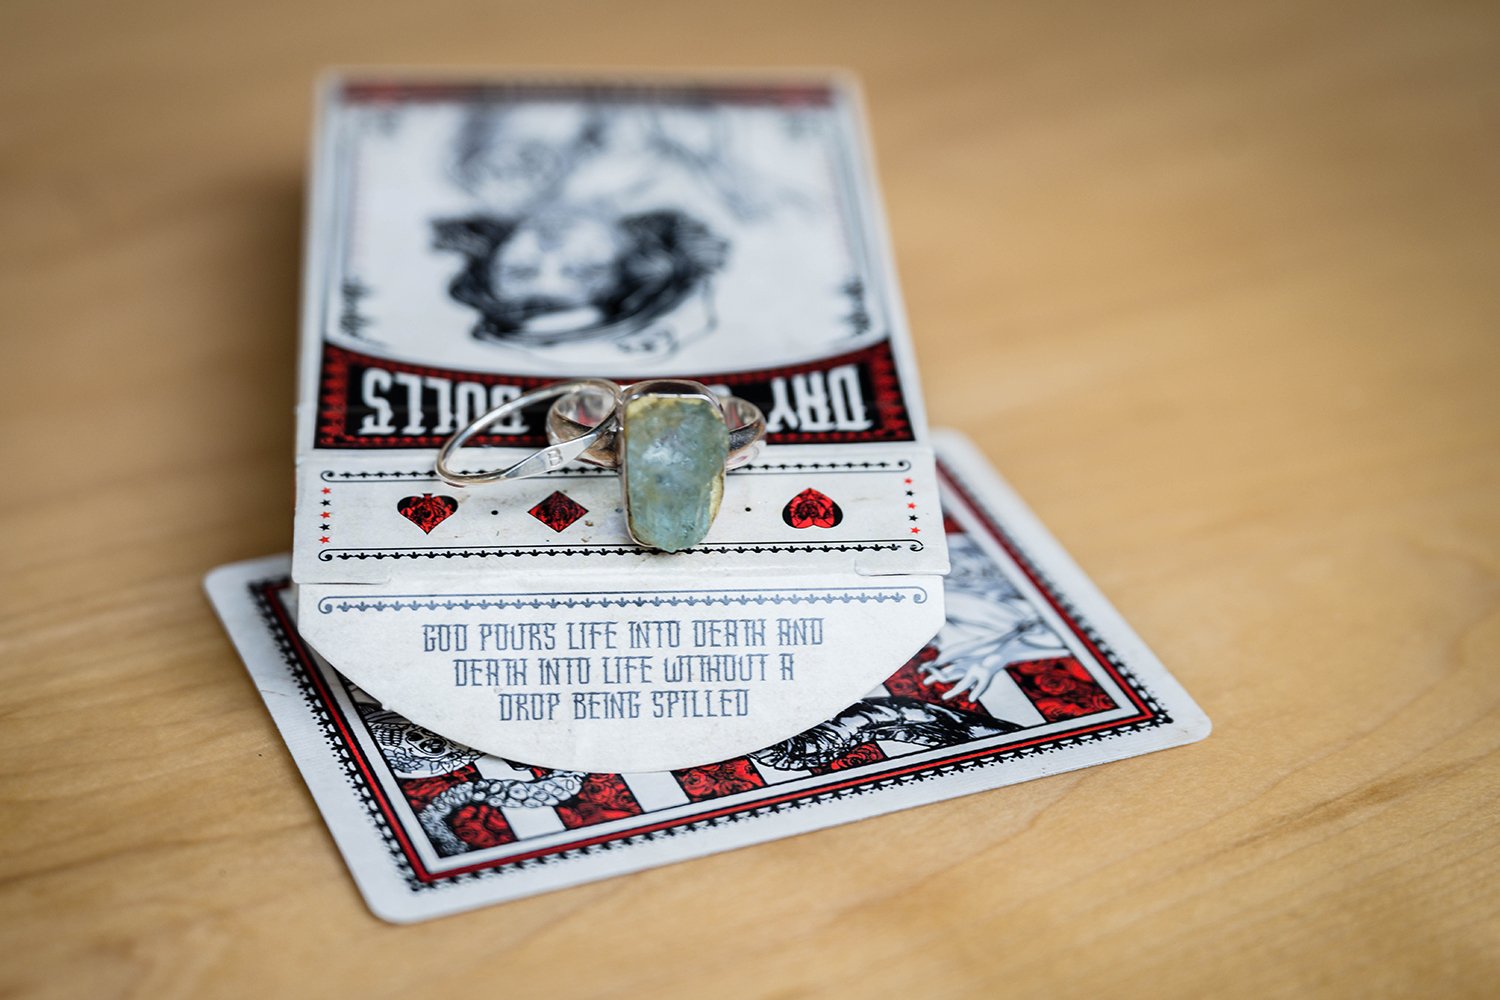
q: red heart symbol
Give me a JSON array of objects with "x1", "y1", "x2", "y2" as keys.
[
  {"x1": 782, "y1": 488, "x2": 843, "y2": 529},
  {"x1": 397, "y1": 493, "x2": 459, "y2": 534}
]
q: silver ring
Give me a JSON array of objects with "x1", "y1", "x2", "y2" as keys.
[
  {"x1": 546, "y1": 384, "x2": 766, "y2": 471},
  {"x1": 437, "y1": 378, "x2": 767, "y2": 552},
  {"x1": 434, "y1": 379, "x2": 620, "y2": 487}
]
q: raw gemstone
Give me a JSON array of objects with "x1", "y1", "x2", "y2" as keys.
[{"x1": 623, "y1": 394, "x2": 729, "y2": 552}]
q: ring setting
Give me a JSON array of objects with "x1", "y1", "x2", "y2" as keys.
[{"x1": 435, "y1": 379, "x2": 766, "y2": 552}]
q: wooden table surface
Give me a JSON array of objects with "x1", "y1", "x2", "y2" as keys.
[{"x1": 3, "y1": 1, "x2": 1497, "y2": 996}]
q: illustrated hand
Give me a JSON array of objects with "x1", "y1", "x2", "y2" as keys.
[{"x1": 921, "y1": 650, "x2": 1012, "y2": 701}]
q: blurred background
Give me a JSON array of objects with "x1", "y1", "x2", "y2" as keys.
[{"x1": 3, "y1": 1, "x2": 1497, "y2": 996}]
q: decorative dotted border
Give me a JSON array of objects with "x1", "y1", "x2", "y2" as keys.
[
  {"x1": 315, "y1": 540, "x2": 923, "y2": 561},
  {"x1": 315, "y1": 587, "x2": 930, "y2": 614},
  {"x1": 316, "y1": 458, "x2": 914, "y2": 482}
]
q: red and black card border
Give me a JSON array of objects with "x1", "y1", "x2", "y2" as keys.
[{"x1": 314, "y1": 340, "x2": 914, "y2": 449}]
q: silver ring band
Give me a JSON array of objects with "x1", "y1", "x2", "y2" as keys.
[
  {"x1": 434, "y1": 379, "x2": 620, "y2": 487},
  {"x1": 436, "y1": 378, "x2": 768, "y2": 551}
]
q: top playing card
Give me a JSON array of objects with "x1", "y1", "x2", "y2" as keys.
[
  {"x1": 287, "y1": 75, "x2": 949, "y2": 770},
  {"x1": 297, "y1": 76, "x2": 927, "y2": 452}
]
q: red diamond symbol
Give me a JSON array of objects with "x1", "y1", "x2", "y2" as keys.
[{"x1": 529, "y1": 491, "x2": 588, "y2": 532}]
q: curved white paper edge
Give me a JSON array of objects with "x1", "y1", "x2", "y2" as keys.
[{"x1": 295, "y1": 574, "x2": 945, "y2": 773}]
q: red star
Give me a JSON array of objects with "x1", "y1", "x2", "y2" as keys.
[
  {"x1": 320, "y1": 512, "x2": 331, "y2": 518},
  {"x1": 910, "y1": 527, "x2": 921, "y2": 534},
  {"x1": 321, "y1": 487, "x2": 331, "y2": 494},
  {"x1": 907, "y1": 502, "x2": 916, "y2": 509},
  {"x1": 319, "y1": 536, "x2": 330, "y2": 544},
  {"x1": 903, "y1": 478, "x2": 912, "y2": 485}
]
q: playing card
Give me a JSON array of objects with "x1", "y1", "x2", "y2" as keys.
[
  {"x1": 207, "y1": 431, "x2": 1209, "y2": 923},
  {"x1": 290, "y1": 74, "x2": 953, "y2": 771},
  {"x1": 297, "y1": 75, "x2": 928, "y2": 454}
]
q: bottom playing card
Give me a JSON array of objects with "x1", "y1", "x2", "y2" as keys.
[{"x1": 205, "y1": 430, "x2": 1209, "y2": 922}]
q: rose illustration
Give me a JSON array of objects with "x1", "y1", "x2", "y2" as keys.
[
  {"x1": 676, "y1": 760, "x2": 764, "y2": 800},
  {"x1": 782, "y1": 488, "x2": 843, "y2": 529},
  {"x1": 448, "y1": 803, "x2": 516, "y2": 849}
]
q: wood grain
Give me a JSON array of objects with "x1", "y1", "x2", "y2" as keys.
[{"x1": 2, "y1": 1, "x2": 1497, "y2": 996}]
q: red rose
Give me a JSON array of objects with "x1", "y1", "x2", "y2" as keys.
[
  {"x1": 1034, "y1": 698, "x2": 1078, "y2": 720},
  {"x1": 396, "y1": 493, "x2": 458, "y2": 534},
  {"x1": 826, "y1": 743, "x2": 885, "y2": 771},
  {"x1": 1008, "y1": 658, "x2": 1117, "y2": 721},
  {"x1": 675, "y1": 760, "x2": 764, "y2": 801},
  {"x1": 1035, "y1": 672, "x2": 1079, "y2": 696},
  {"x1": 447, "y1": 803, "x2": 516, "y2": 848},
  {"x1": 782, "y1": 488, "x2": 843, "y2": 529},
  {"x1": 557, "y1": 775, "x2": 643, "y2": 828}
]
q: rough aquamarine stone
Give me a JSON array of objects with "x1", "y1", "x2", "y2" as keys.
[{"x1": 623, "y1": 394, "x2": 729, "y2": 552}]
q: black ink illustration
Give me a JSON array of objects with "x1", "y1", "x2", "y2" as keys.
[
  {"x1": 424, "y1": 99, "x2": 838, "y2": 357},
  {"x1": 918, "y1": 533, "x2": 1070, "y2": 702},
  {"x1": 752, "y1": 696, "x2": 1019, "y2": 770},
  {"x1": 433, "y1": 207, "x2": 726, "y2": 351},
  {"x1": 358, "y1": 703, "x2": 585, "y2": 856},
  {"x1": 751, "y1": 533, "x2": 1074, "y2": 770},
  {"x1": 358, "y1": 704, "x2": 484, "y2": 777}
]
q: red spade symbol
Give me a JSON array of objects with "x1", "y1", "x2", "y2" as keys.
[
  {"x1": 397, "y1": 493, "x2": 459, "y2": 534},
  {"x1": 782, "y1": 488, "x2": 843, "y2": 529}
]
